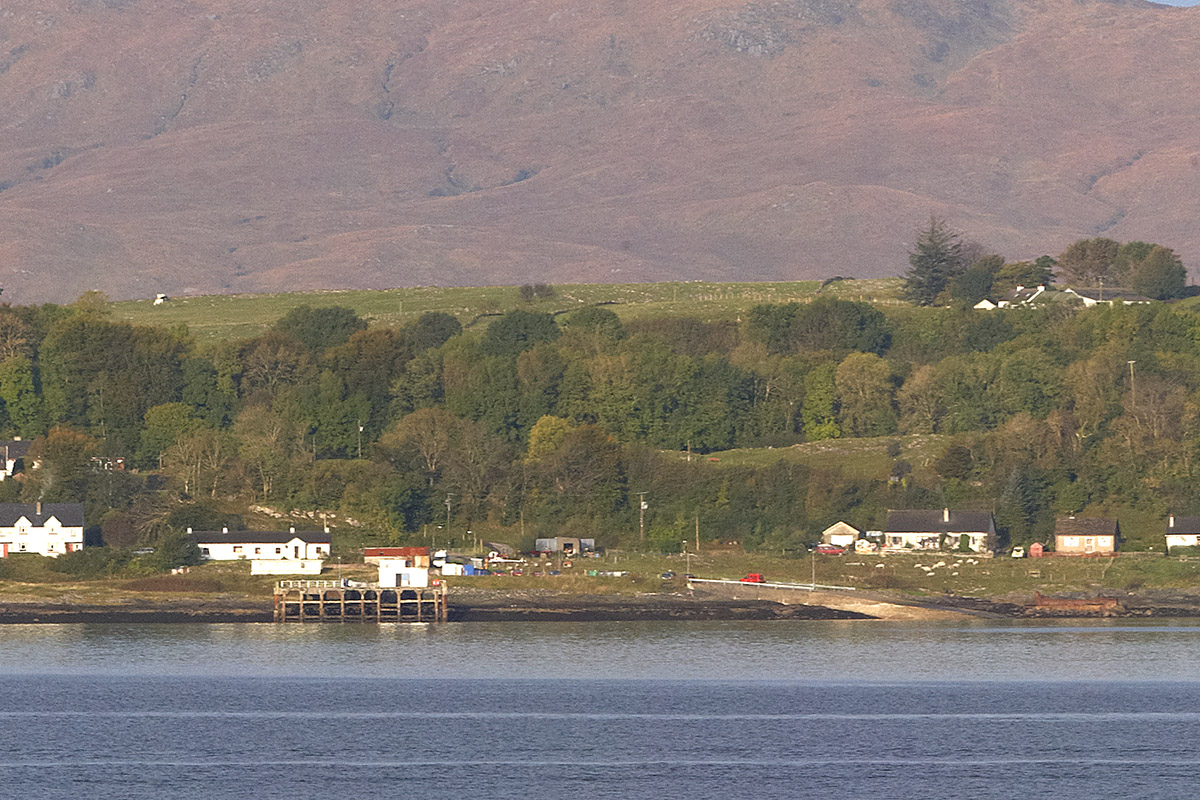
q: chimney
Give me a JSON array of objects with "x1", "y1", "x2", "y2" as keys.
[
  {"x1": 13, "y1": 436, "x2": 20, "y2": 442},
  {"x1": 187, "y1": 527, "x2": 193, "y2": 534},
  {"x1": 289, "y1": 526, "x2": 296, "y2": 533},
  {"x1": 222, "y1": 526, "x2": 228, "y2": 533},
  {"x1": 1170, "y1": 514, "x2": 1176, "y2": 529},
  {"x1": 36, "y1": 500, "x2": 42, "y2": 516},
  {"x1": 942, "y1": 507, "x2": 950, "y2": 523}
]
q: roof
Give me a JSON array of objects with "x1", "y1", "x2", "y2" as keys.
[
  {"x1": 1166, "y1": 516, "x2": 1200, "y2": 535},
  {"x1": 186, "y1": 530, "x2": 331, "y2": 545},
  {"x1": 1067, "y1": 288, "x2": 1152, "y2": 303},
  {"x1": 885, "y1": 510, "x2": 993, "y2": 533},
  {"x1": 1054, "y1": 517, "x2": 1119, "y2": 537},
  {"x1": 999, "y1": 285, "x2": 1045, "y2": 304},
  {"x1": 0, "y1": 440, "x2": 31, "y2": 459},
  {"x1": 364, "y1": 546, "x2": 429, "y2": 557},
  {"x1": 0, "y1": 503, "x2": 85, "y2": 527}
]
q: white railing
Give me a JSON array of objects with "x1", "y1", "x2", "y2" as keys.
[
  {"x1": 687, "y1": 578, "x2": 856, "y2": 592},
  {"x1": 277, "y1": 579, "x2": 342, "y2": 590}
]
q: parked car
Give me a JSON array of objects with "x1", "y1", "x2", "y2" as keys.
[
  {"x1": 740, "y1": 573, "x2": 766, "y2": 583},
  {"x1": 814, "y1": 544, "x2": 847, "y2": 555},
  {"x1": 1011, "y1": 546, "x2": 1026, "y2": 558},
  {"x1": 660, "y1": 570, "x2": 676, "y2": 579}
]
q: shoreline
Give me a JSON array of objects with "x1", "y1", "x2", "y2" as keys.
[{"x1": 3, "y1": 587, "x2": 1200, "y2": 624}]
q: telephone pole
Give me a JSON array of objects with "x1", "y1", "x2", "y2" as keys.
[
  {"x1": 637, "y1": 492, "x2": 649, "y2": 542},
  {"x1": 444, "y1": 494, "x2": 454, "y2": 544}
]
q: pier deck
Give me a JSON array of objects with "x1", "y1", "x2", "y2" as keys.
[{"x1": 274, "y1": 580, "x2": 447, "y2": 622}]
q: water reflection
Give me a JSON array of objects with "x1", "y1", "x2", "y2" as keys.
[{"x1": 3, "y1": 618, "x2": 1200, "y2": 682}]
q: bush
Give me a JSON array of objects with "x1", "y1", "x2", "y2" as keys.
[{"x1": 50, "y1": 547, "x2": 133, "y2": 579}]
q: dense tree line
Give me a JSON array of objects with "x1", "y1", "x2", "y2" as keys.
[
  {"x1": 3, "y1": 281, "x2": 1200, "y2": 554},
  {"x1": 904, "y1": 219, "x2": 1188, "y2": 307}
]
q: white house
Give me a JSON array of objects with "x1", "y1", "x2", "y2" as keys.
[
  {"x1": 186, "y1": 527, "x2": 331, "y2": 561},
  {"x1": 0, "y1": 438, "x2": 31, "y2": 481},
  {"x1": 1063, "y1": 288, "x2": 1152, "y2": 307},
  {"x1": 1165, "y1": 514, "x2": 1200, "y2": 552},
  {"x1": 997, "y1": 285, "x2": 1048, "y2": 308},
  {"x1": 0, "y1": 502, "x2": 85, "y2": 558},
  {"x1": 884, "y1": 508, "x2": 996, "y2": 553}
]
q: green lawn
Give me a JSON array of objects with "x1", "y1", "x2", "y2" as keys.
[{"x1": 112, "y1": 278, "x2": 906, "y2": 342}]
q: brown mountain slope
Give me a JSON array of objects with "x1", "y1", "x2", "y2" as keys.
[{"x1": 0, "y1": 0, "x2": 1197, "y2": 301}]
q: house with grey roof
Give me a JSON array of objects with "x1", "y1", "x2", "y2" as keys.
[
  {"x1": 1165, "y1": 514, "x2": 1200, "y2": 552},
  {"x1": 0, "y1": 502, "x2": 85, "y2": 558},
  {"x1": 0, "y1": 438, "x2": 31, "y2": 481},
  {"x1": 1053, "y1": 516, "x2": 1118, "y2": 555},
  {"x1": 998, "y1": 285, "x2": 1048, "y2": 308},
  {"x1": 884, "y1": 508, "x2": 996, "y2": 553},
  {"x1": 1063, "y1": 288, "x2": 1152, "y2": 307}
]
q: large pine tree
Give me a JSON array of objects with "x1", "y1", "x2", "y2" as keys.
[{"x1": 903, "y1": 218, "x2": 966, "y2": 306}]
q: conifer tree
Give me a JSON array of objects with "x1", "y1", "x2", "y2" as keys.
[{"x1": 903, "y1": 218, "x2": 966, "y2": 306}]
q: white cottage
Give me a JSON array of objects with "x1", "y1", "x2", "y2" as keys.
[
  {"x1": 884, "y1": 508, "x2": 996, "y2": 553},
  {"x1": 186, "y1": 527, "x2": 331, "y2": 561},
  {"x1": 1165, "y1": 514, "x2": 1200, "y2": 552},
  {"x1": 0, "y1": 502, "x2": 85, "y2": 557}
]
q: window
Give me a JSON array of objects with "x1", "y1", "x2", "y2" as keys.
[
  {"x1": 254, "y1": 547, "x2": 261, "y2": 555},
  {"x1": 233, "y1": 546, "x2": 243, "y2": 553},
  {"x1": 275, "y1": 547, "x2": 281, "y2": 554},
  {"x1": 200, "y1": 547, "x2": 210, "y2": 556}
]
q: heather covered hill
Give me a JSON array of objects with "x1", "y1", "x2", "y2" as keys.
[{"x1": 0, "y1": 0, "x2": 1197, "y2": 301}]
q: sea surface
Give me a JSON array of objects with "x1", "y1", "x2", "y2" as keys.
[{"x1": 3, "y1": 619, "x2": 1200, "y2": 799}]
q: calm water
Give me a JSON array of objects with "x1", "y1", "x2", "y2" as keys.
[{"x1": 4, "y1": 619, "x2": 1200, "y2": 799}]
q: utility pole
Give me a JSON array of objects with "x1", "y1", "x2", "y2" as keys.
[
  {"x1": 357, "y1": 420, "x2": 364, "y2": 459},
  {"x1": 1128, "y1": 360, "x2": 1137, "y2": 409},
  {"x1": 637, "y1": 492, "x2": 649, "y2": 542},
  {"x1": 445, "y1": 494, "x2": 454, "y2": 545},
  {"x1": 695, "y1": 515, "x2": 700, "y2": 551}
]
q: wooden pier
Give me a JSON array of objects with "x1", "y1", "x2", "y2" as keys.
[{"x1": 274, "y1": 580, "x2": 448, "y2": 623}]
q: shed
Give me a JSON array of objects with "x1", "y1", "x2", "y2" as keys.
[{"x1": 821, "y1": 521, "x2": 862, "y2": 547}]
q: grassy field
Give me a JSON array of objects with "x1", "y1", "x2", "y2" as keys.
[
  {"x1": 111, "y1": 278, "x2": 907, "y2": 342},
  {"x1": 4, "y1": 548, "x2": 1200, "y2": 606}
]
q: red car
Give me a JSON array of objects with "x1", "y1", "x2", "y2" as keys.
[
  {"x1": 814, "y1": 544, "x2": 846, "y2": 555},
  {"x1": 740, "y1": 573, "x2": 766, "y2": 583}
]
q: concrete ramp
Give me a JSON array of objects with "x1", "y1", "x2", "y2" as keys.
[{"x1": 688, "y1": 579, "x2": 989, "y2": 621}]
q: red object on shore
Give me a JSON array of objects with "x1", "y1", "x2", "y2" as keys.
[
  {"x1": 740, "y1": 573, "x2": 766, "y2": 583},
  {"x1": 1029, "y1": 543, "x2": 1045, "y2": 558}
]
